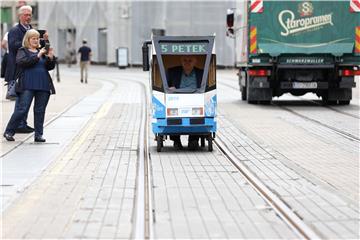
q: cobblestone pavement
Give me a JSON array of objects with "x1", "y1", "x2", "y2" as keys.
[
  {"x1": 2, "y1": 69, "x2": 143, "y2": 239},
  {"x1": 217, "y1": 115, "x2": 358, "y2": 239},
  {"x1": 219, "y1": 73, "x2": 359, "y2": 203},
  {"x1": 217, "y1": 74, "x2": 359, "y2": 238},
  {"x1": 150, "y1": 140, "x2": 297, "y2": 239},
  {"x1": 1, "y1": 66, "x2": 359, "y2": 239}
]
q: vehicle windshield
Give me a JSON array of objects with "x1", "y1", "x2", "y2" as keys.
[{"x1": 162, "y1": 54, "x2": 206, "y2": 93}]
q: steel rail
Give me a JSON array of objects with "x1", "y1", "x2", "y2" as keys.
[
  {"x1": 297, "y1": 98, "x2": 360, "y2": 119},
  {"x1": 75, "y1": 75, "x2": 154, "y2": 239},
  {"x1": 219, "y1": 77, "x2": 359, "y2": 119},
  {"x1": 214, "y1": 137, "x2": 322, "y2": 240},
  {"x1": 218, "y1": 81, "x2": 359, "y2": 143},
  {"x1": 132, "y1": 80, "x2": 152, "y2": 240},
  {"x1": 274, "y1": 104, "x2": 360, "y2": 143}
]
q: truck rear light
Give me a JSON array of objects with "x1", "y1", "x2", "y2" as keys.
[
  {"x1": 248, "y1": 69, "x2": 270, "y2": 76},
  {"x1": 167, "y1": 108, "x2": 178, "y2": 116},
  {"x1": 340, "y1": 69, "x2": 360, "y2": 76}
]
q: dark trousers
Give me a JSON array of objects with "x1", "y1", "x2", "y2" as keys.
[
  {"x1": 170, "y1": 135, "x2": 200, "y2": 143},
  {"x1": 14, "y1": 95, "x2": 29, "y2": 128},
  {"x1": 1, "y1": 52, "x2": 8, "y2": 78},
  {"x1": 5, "y1": 90, "x2": 50, "y2": 137}
]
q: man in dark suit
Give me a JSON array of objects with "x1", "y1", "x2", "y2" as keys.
[
  {"x1": 167, "y1": 55, "x2": 203, "y2": 150},
  {"x1": 5, "y1": 5, "x2": 48, "y2": 133}
]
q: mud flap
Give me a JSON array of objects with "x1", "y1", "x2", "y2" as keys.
[{"x1": 247, "y1": 77, "x2": 272, "y2": 102}]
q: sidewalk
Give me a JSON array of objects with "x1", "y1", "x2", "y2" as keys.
[
  {"x1": 1, "y1": 64, "x2": 105, "y2": 210},
  {"x1": 1, "y1": 67, "x2": 144, "y2": 239},
  {"x1": 1, "y1": 64, "x2": 101, "y2": 154}
]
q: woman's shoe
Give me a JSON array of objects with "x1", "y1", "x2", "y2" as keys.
[
  {"x1": 3, "y1": 133, "x2": 15, "y2": 141},
  {"x1": 34, "y1": 136, "x2": 46, "y2": 142}
]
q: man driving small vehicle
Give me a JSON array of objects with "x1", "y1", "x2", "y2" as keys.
[{"x1": 167, "y1": 55, "x2": 203, "y2": 150}]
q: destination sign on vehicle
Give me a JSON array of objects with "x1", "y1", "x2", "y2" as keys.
[{"x1": 160, "y1": 42, "x2": 208, "y2": 54}]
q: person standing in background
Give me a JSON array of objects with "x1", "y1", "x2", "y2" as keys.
[
  {"x1": 78, "y1": 39, "x2": 92, "y2": 83},
  {"x1": 1, "y1": 32, "x2": 9, "y2": 78},
  {"x1": 65, "y1": 41, "x2": 75, "y2": 68}
]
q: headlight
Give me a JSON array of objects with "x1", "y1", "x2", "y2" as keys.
[
  {"x1": 167, "y1": 108, "x2": 178, "y2": 116},
  {"x1": 192, "y1": 107, "x2": 203, "y2": 115}
]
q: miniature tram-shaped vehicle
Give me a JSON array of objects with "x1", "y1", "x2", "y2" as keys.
[{"x1": 143, "y1": 36, "x2": 217, "y2": 152}]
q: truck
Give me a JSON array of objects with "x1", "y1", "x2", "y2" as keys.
[{"x1": 226, "y1": 0, "x2": 360, "y2": 104}]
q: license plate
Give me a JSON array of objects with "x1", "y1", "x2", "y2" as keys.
[
  {"x1": 292, "y1": 82, "x2": 317, "y2": 89},
  {"x1": 180, "y1": 108, "x2": 191, "y2": 116}
]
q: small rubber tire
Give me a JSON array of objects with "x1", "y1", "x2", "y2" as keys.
[
  {"x1": 201, "y1": 137, "x2": 205, "y2": 147},
  {"x1": 157, "y1": 135, "x2": 162, "y2": 152},
  {"x1": 207, "y1": 137, "x2": 213, "y2": 152}
]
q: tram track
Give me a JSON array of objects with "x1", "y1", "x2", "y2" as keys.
[
  {"x1": 219, "y1": 80, "x2": 360, "y2": 143},
  {"x1": 271, "y1": 103, "x2": 360, "y2": 143},
  {"x1": 219, "y1": 76, "x2": 360, "y2": 119},
  {"x1": 88, "y1": 75, "x2": 154, "y2": 239},
  {"x1": 88, "y1": 74, "x2": 154, "y2": 239},
  {"x1": 213, "y1": 136, "x2": 322, "y2": 239},
  {"x1": 128, "y1": 78, "x2": 153, "y2": 240},
  {"x1": 300, "y1": 99, "x2": 360, "y2": 119}
]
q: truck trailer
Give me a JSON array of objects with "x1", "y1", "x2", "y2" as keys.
[{"x1": 227, "y1": 0, "x2": 360, "y2": 104}]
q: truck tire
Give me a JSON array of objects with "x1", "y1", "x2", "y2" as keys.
[
  {"x1": 339, "y1": 100, "x2": 350, "y2": 105},
  {"x1": 241, "y1": 85, "x2": 247, "y2": 100}
]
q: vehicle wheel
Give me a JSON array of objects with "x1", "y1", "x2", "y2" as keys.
[
  {"x1": 157, "y1": 135, "x2": 162, "y2": 152},
  {"x1": 322, "y1": 94, "x2": 337, "y2": 105},
  {"x1": 241, "y1": 85, "x2": 247, "y2": 100},
  {"x1": 200, "y1": 137, "x2": 205, "y2": 147},
  {"x1": 207, "y1": 136, "x2": 213, "y2": 152},
  {"x1": 339, "y1": 100, "x2": 350, "y2": 105},
  {"x1": 259, "y1": 100, "x2": 271, "y2": 105}
]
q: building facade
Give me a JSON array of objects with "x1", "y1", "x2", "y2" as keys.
[{"x1": 2, "y1": 1, "x2": 238, "y2": 66}]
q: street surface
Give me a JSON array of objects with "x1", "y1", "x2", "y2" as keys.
[{"x1": 1, "y1": 65, "x2": 359, "y2": 239}]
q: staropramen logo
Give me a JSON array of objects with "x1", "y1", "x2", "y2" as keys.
[{"x1": 278, "y1": 2, "x2": 333, "y2": 36}]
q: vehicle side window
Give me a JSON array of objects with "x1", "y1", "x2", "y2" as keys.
[
  {"x1": 206, "y1": 55, "x2": 216, "y2": 91},
  {"x1": 152, "y1": 57, "x2": 164, "y2": 91}
]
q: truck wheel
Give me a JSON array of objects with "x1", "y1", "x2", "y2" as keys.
[
  {"x1": 322, "y1": 94, "x2": 336, "y2": 105},
  {"x1": 241, "y1": 85, "x2": 247, "y2": 100},
  {"x1": 156, "y1": 135, "x2": 163, "y2": 152},
  {"x1": 259, "y1": 100, "x2": 271, "y2": 105}
]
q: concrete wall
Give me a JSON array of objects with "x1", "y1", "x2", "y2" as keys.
[{"x1": 38, "y1": 1, "x2": 237, "y2": 66}]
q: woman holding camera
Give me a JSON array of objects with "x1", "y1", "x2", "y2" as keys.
[{"x1": 3, "y1": 29, "x2": 56, "y2": 142}]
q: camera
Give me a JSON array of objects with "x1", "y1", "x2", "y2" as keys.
[
  {"x1": 44, "y1": 41, "x2": 50, "y2": 53},
  {"x1": 38, "y1": 30, "x2": 46, "y2": 39}
]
